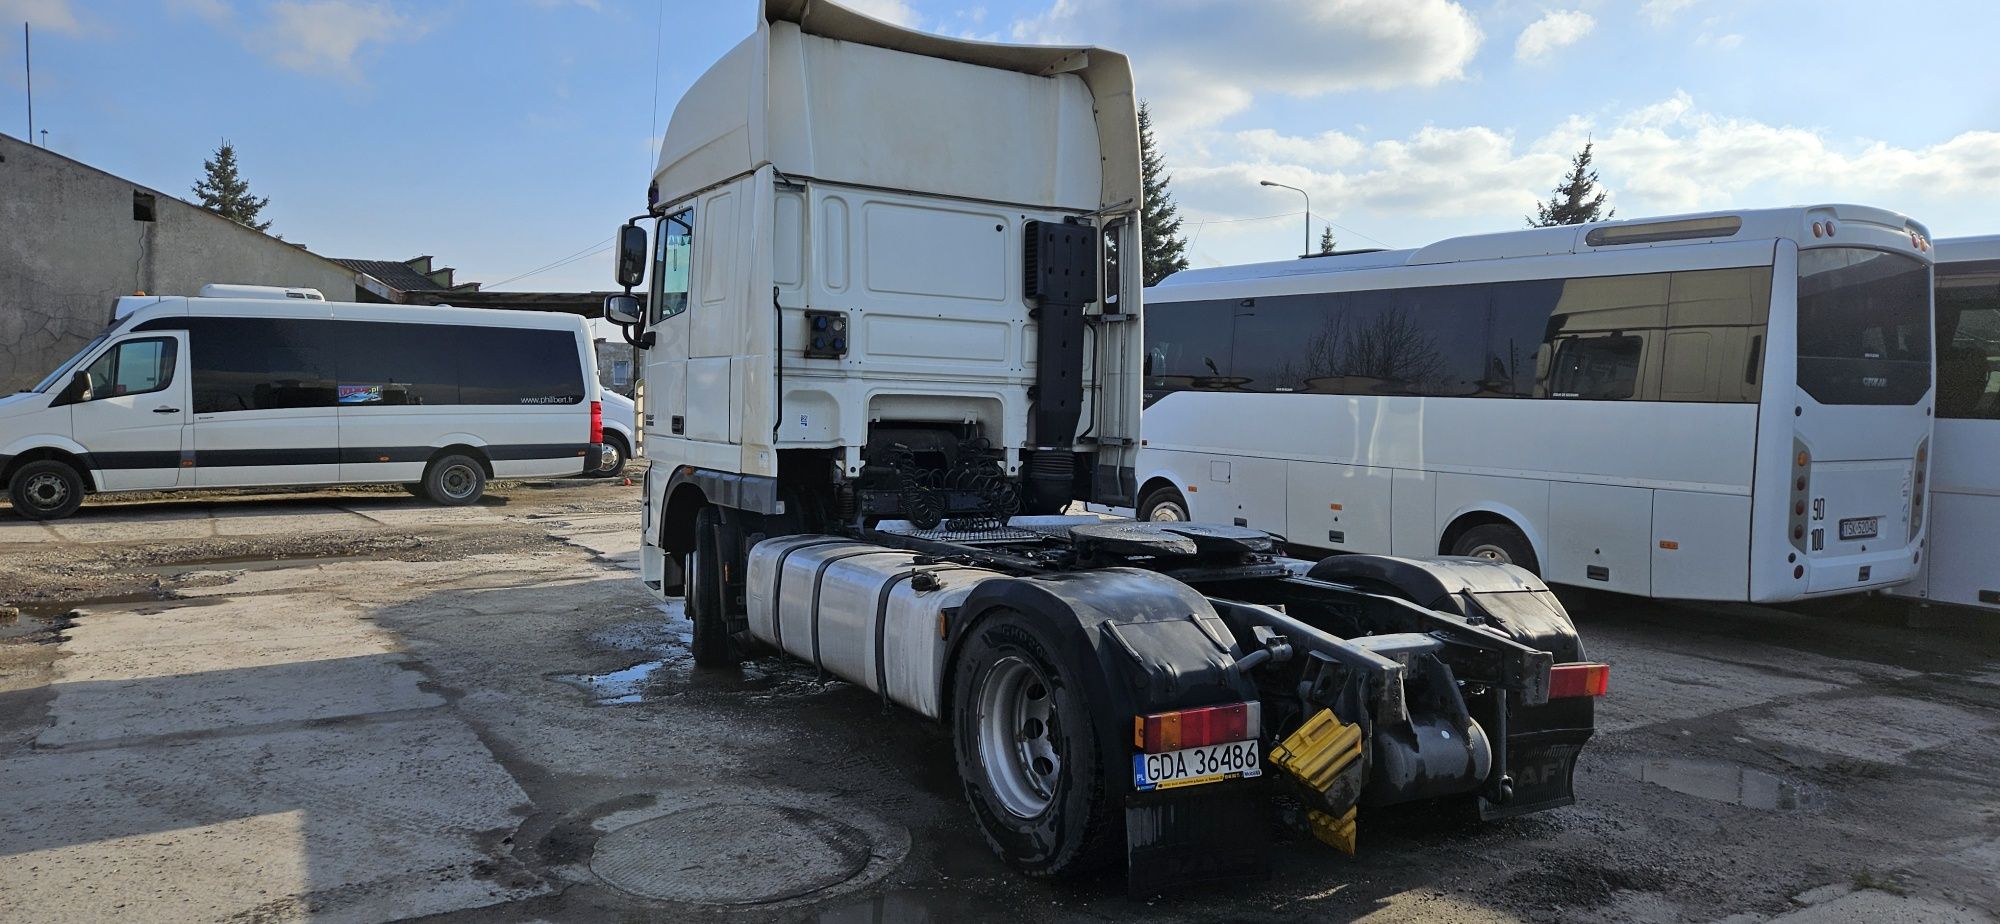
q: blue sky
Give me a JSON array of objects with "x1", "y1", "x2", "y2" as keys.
[{"x1": 2, "y1": 0, "x2": 1995, "y2": 290}]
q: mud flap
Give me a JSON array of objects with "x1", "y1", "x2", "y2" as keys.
[
  {"x1": 1125, "y1": 783, "x2": 1270, "y2": 898},
  {"x1": 1481, "y1": 694, "x2": 1594, "y2": 820}
]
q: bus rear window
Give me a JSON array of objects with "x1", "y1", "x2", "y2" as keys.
[{"x1": 1796, "y1": 248, "x2": 1930, "y2": 405}]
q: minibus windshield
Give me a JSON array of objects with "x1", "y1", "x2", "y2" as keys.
[{"x1": 28, "y1": 333, "x2": 110, "y2": 393}]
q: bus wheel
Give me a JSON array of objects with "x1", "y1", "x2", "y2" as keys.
[
  {"x1": 1138, "y1": 485, "x2": 1189, "y2": 522},
  {"x1": 686, "y1": 506, "x2": 738, "y2": 668},
  {"x1": 951, "y1": 609, "x2": 1114, "y2": 877},
  {"x1": 8, "y1": 460, "x2": 85, "y2": 521},
  {"x1": 423, "y1": 454, "x2": 487, "y2": 506},
  {"x1": 1451, "y1": 523, "x2": 1539, "y2": 573}
]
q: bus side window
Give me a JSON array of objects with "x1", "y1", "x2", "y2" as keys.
[
  {"x1": 1937, "y1": 284, "x2": 2000, "y2": 419},
  {"x1": 1549, "y1": 335, "x2": 1642, "y2": 400}
]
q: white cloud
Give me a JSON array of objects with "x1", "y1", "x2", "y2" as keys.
[
  {"x1": 1639, "y1": 0, "x2": 1699, "y2": 26},
  {"x1": 1514, "y1": 10, "x2": 1594, "y2": 63},
  {"x1": 844, "y1": 0, "x2": 920, "y2": 28},
  {"x1": 1696, "y1": 31, "x2": 1743, "y2": 50},
  {"x1": 257, "y1": 1, "x2": 429, "y2": 80},
  {"x1": 1157, "y1": 92, "x2": 2000, "y2": 266},
  {"x1": 1011, "y1": 0, "x2": 1482, "y2": 130},
  {"x1": 167, "y1": 0, "x2": 232, "y2": 22},
  {"x1": 1, "y1": 0, "x2": 83, "y2": 33}
]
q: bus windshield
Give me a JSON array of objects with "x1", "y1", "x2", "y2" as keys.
[
  {"x1": 1796, "y1": 248, "x2": 1931, "y2": 405},
  {"x1": 28, "y1": 333, "x2": 110, "y2": 393}
]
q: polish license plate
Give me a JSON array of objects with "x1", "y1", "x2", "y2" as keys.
[
  {"x1": 1839, "y1": 517, "x2": 1878, "y2": 540},
  {"x1": 1132, "y1": 739, "x2": 1260, "y2": 791}
]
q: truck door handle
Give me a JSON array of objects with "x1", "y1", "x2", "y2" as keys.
[{"x1": 153, "y1": 407, "x2": 181, "y2": 414}]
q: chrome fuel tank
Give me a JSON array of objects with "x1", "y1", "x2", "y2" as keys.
[{"x1": 744, "y1": 535, "x2": 1010, "y2": 718}]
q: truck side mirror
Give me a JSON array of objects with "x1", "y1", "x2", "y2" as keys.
[
  {"x1": 615, "y1": 224, "x2": 648, "y2": 289},
  {"x1": 604, "y1": 293, "x2": 644, "y2": 326}
]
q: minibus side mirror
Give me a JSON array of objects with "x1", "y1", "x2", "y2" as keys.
[
  {"x1": 53, "y1": 370, "x2": 90, "y2": 406},
  {"x1": 614, "y1": 224, "x2": 648, "y2": 289},
  {"x1": 604, "y1": 293, "x2": 644, "y2": 326}
]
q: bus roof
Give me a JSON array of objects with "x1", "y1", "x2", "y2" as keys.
[
  {"x1": 1156, "y1": 204, "x2": 1929, "y2": 288},
  {"x1": 1937, "y1": 235, "x2": 2000, "y2": 264},
  {"x1": 111, "y1": 295, "x2": 590, "y2": 332}
]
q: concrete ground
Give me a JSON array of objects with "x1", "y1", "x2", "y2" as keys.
[{"x1": 1, "y1": 474, "x2": 1996, "y2": 923}]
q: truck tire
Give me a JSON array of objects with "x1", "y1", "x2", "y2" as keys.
[
  {"x1": 1450, "y1": 523, "x2": 1539, "y2": 573},
  {"x1": 687, "y1": 506, "x2": 738, "y2": 668},
  {"x1": 1137, "y1": 485, "x2": 1189, "y2": 522},
  {"x1": 8, "y1": 459, "x2": 85, "y2": 521},
  {"x1": 951, "y1": 608, "x2": 1115, "y2": 877},
  {"x1": 423, "y1": 454, "x2": 487, "y2": 506}
]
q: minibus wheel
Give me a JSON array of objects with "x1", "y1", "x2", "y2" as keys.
[
  {"x1": 8, "y1": 460, "x2": 85, "y2": 521},
  {"x1": 595, "y1": 433, "x2": 629, "y2": 479},
  {"x1": 423, "y1": 454, "x2": 487, "y2": 506}
]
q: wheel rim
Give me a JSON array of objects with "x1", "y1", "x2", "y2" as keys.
[
  {"x1": 23, "y1": 472, "x2": 70, "y2": 510},
  {"x1": 976, "y1": 655, "x2": 1060, "y2": 818},
  {"x1": 599, "y1": 442, "x2": 623, "y2": 473},
  {"x1": 1147, "y1": 501, "x2": 1187, "y2": 522},
  {"x1": 1464, "y1": 542, "x2": 1512, "y2": 564},
  {"x1": 439, "y1": 464, "x2": 476, "y2": 500}
]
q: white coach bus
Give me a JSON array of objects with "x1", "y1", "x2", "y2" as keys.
[
  {"x1": 1137, "y1": 206, "x2": 1935, "y2": 603},
  {"x1": 1892, "y1": 235, "x2": 2000, "y2": 612},
  {"x1": 1, "y1": 287, "x2": 602, "y2": 519}
]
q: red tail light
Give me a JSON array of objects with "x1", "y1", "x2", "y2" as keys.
[
  {"x1": 1549, "y1": 662, "x2": 1610, "y2": 699},
  {"x1": 1134, "y1": 702, "x2": 1261, "y2": 753},
  {"x1": 590, "y1": 400, "x2": 603, "y2": 444}
]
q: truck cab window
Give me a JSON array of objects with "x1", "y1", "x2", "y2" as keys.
[
  {"x1": 652, "y1": 208, "x2": 694, "y2": 324},
  {"x1": 81, "y1": 338, "x2": 176, "y2": 400}
]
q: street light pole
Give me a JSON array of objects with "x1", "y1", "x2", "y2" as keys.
[{"x1": 1259, "y1": 180, "x2": 1309, "y2": 257}]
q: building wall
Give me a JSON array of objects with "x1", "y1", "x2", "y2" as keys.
[{"x1": 0, "y1": 133, "x2": 363, "y2": 392}]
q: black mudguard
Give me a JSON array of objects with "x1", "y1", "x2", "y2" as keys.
[
  {"x1": 952, "y1": 568, "x2": 1269, "y2": 896},
  {"x1": 1306, "y1": 554, "x2": 1596, "y2": 819}
]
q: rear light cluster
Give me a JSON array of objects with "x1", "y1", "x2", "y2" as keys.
[
  {"x1": 1909, "y1": 229, "x2": 1930, "y2": 252},
  {"x1": 1549, "y1": 662, "x2": 1611, "y2": 699},
  {"x1": 1787, "y1": 439, "x2": 1812, "y2": 578},
  {"x1": 1134, "y1": 702, "x2": 1261, "y2": 754},
  {"x1": 590, "y1": 400, "x2": 604, "y2": 444},
  {"x1": 1910, "y1": 438, "x2": 1929, "y2": 544},
  {"x1": 1811, "y1": 220, "x2": 1837, "y2": 238}
]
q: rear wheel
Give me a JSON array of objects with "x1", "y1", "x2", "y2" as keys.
[
  {"x1": 8, "y1": 460, "x2": 85, "y2": 521},
  {"x1": 1450, "y1": 523, "x2": 1539, "y2": 573},
  {"x1": 686, "y1": 506, "x2": 738, "y2": 668},
  {"x1": 1137, "y1": 485, "x2": 1189, "y2": 522},
  {"x1": 951, "y1": 609, "x2": 1114, "y2": 877},
  {"x1": 593, "y1": 433, "x2": 629, "y2": 479},
  {"x1": 423, "y1": 454, "x2": 487, "y2": 506}
]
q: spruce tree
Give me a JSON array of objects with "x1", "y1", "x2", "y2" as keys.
[
  {"x1": 1138, "y1": 103, "x2": 1189, "y2": 286},
  {"x1": 1319, "y1": 226, "x2": 1338, "y2": 254},
  {"x1": 192, "y1": 140, "x2": 273, "y2": 232},
  {"x1": 1529, "y1": 141, "x2": 1613, "y2": 227}
]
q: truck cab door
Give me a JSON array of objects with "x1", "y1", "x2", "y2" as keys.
[{"x1": 66, "y1": 333, "x2": 191, "y2": 491}]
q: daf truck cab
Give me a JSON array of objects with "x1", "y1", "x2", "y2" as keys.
[{"x1": 604, "y1": 0, "x2": 1605, "y2": 893}]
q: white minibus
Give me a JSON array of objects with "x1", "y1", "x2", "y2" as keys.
[
  {"x1": 1138, "y1": 206, "x2": 1934, "y2": 603},
  {"x1": 1892, "y1": 235, "x2": 1999, "y2": 612},
  {"x1": 1, "y1": 288, "x2": 602, "y2": 519}
]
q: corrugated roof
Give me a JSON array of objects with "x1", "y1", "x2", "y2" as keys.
[{"x1": 332, "y1": 258, "x2": 450, "y2": 293}]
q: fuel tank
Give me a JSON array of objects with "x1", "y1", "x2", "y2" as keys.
[{"x1": 743, "y1": 535, "x2": 1010, "y2": 718}]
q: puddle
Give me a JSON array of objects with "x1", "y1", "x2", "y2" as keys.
[
  {"x1": 550, "y1": 603, "x2": 844, "y2": 705},
  {"x1": 1629, "y1": 757, "x2": 1826, "y2": 811},
  {"x1": 136, "y1": 552, "x2": 385, "y2": 576},
  {"x1": 2, "y1": 592, "x2": 170, "y2": 642}
]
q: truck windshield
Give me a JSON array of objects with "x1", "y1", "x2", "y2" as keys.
[
  {"x1": 28, "y1": 333, "x2": 110, "y2": 393},
  {"x1": 1796, "y1": 247, "x2": 1931, "y2": 405}
]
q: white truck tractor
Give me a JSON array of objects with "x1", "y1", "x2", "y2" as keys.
[{"x1": 602, "y1": 0, "x2": 1608, "y2": 894}]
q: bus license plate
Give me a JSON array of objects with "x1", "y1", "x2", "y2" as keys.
[
  {"x1": 1839, "y1": 517, "x2": 1878, "y2": 540},
  {"x1": 1132, "y1": 740, "x2": 1260, "y2": 791}
]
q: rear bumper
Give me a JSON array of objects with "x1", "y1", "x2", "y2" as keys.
[{"x1": 583, "y1": 443, "x2": 604, "y2": 473}]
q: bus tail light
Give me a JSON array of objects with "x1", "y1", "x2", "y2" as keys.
[
  {"x1": 1549, "y1": 663, "x2": 1610, "y2": 699},
  {"x1": 1135, "y1": 702, "x2": 1261, "y2": 753},
  {"x1": 1911, "y1": 438, "x2": 1929, "y2": 542},
  {"x1": 590, "y1": 400, "x2": 604, "y2": 444}
]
